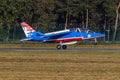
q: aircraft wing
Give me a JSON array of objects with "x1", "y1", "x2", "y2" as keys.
[{"x1": 43, "y1": 31, "x2": 71, "y2": 39}]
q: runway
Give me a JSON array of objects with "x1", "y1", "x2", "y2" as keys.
[{"x1": 0, "y1": 48, "x2": 120, "y2": 52}]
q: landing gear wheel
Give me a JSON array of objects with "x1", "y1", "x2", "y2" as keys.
[
  {"x1": 56, "y1": 45, "x2": 61, "y2": 49},
  {"x1": 94, "y1": 42, "x2": 97, "y2": 45},
  {"x1": 62, "y1": 45, "x2": 67, "y2": 49}
]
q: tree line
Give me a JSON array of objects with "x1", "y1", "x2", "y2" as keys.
[{"x1": 0, "y1": 0, "x2": 120, "y2": 42}]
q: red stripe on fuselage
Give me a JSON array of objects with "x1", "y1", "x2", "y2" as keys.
[{"x1": 53, "y1": 37, "x2": 82, "y2": 43}]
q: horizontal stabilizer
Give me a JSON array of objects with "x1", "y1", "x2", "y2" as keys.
[{"x1": 20, "y1": 38, "x2": 33, "y2": 41}]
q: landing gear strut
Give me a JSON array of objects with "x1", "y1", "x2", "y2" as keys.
[
  {"x1": 56, "y1": 45, "x2": 67, "y2": 50},
  {"x1": 94, "y1": 38, "x2": 97, "y2": 45}
]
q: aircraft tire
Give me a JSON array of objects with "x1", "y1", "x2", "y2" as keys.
[
  {"x1": 62, "y1": 45, "x2": 67, "y2": 49},
  {"x1": 94, "y1": 42, "x2": 97, "y2": 45},
  {"x1": 56, "y1": 45, "x2": 61, "y2": 49}
]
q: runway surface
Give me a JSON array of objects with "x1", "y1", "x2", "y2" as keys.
[{"x1": 0, "y1": 48, "x2": 120, "y2": 52}]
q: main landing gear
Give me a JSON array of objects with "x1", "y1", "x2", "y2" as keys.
[{"x1": 56, "y1": 45, "x2": 67, "y2": 50}]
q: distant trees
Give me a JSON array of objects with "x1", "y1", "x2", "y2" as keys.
[
  {"x1": 113, "y1": 2, "x2": 120, "y2": 41},
  {"x1": 0, "y1": 0, "x2": 119, "y2": 41}
]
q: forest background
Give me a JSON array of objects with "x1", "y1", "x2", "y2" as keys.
[{"x1": 0, "y1": 0, "x2": 120, "y2": 43}]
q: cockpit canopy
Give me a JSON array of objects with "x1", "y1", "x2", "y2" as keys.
[{"x1": 70, "y1": 28, "x2": 95, "y2": 33}]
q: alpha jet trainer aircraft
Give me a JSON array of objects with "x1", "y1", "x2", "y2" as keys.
[{"x1": 20, "y1": 22, "x2": 105, "y2": 49}]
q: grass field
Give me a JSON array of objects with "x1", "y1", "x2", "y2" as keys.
[{"x1": 0, "y1": 51, "x2": 120, "y2": 80}]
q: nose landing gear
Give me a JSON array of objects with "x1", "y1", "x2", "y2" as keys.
[{"x1": 94, "y1": 38, "x2": 97, "y2": 45}]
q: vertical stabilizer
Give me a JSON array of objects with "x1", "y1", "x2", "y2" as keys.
[{"x1": 20, "y1": 22, "x2": 35, "y2": 37}]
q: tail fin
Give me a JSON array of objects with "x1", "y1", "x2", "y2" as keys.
[{"x1": 20, "y1": 22, "x2": 35, "y2": 37}]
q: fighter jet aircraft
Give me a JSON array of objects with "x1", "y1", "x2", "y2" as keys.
[{"x1": 20, "y1": 22, "x2": 105, "y2": 49}]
